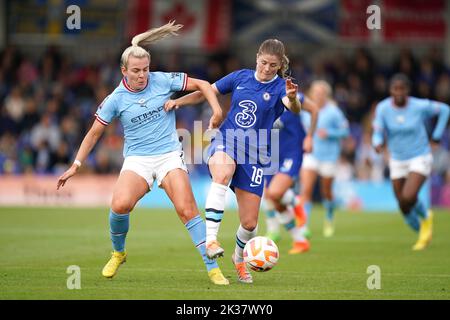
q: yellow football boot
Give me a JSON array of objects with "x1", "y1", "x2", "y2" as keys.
[
  {"x1": 102, "y1": 251, "x2": 127, "y2": 278},
  {"x1": 413, "y1": 210, "x2": 433, "y2": 251},
  {"x1": 323, "y1": 220, "x2": 335, "y2": 238},
  {"x1": 208, "y1": 267, "x2": 229, "y2": 285}
]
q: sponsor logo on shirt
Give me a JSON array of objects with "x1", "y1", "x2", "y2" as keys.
[{"x1": 131, "y1": 106, "x2": 164, "y2": 124}]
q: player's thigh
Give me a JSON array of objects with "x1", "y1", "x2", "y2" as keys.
[
  {"x1": 402, "y1": 172, "x2": 427, "y2": 201},
  {"x1": 112, "y1": 170, "x2": 149, "y2": 213},
  {"x1": 161, "y1": 168, "x2": 199, "y2": 224},
  {"x1": 208, "y1": 151, "x2": 236, "y2": 185},
  {"x1": 235, "y1": 187, "x2": 261, "y2": 231},
  {"x1": 391, "y1": 178, "x2": 406, "y2": 201},
  {"x1": 300, "y1": 168, "x2": 318, "y2": 197},
  {"x1": 266, "y1": 173, "x2": 294, "y2": 201}
]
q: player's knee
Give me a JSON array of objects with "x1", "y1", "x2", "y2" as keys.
[
  {"x1": 177, "y1": 205, "x2": 197, "y2": 223},
  {"x1": 399, "y1": 197, "x2": 415, "y2": 214},
  {"x1": 111, "y1": 197, "x2": 134, "y2": 214},
  {"x1": 265, "y1": 189, "x2": 283, "y2": 204},
  {"x1": 212, "y1": 172, "x2": 232, "y2": 185},
  {"x1": 400, "y1": 192, "x2": 417, "y2": 209}
]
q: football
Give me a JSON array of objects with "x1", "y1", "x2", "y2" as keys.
[{"x1": 243, "y1": 236, "x2": 279, "y2": 272}]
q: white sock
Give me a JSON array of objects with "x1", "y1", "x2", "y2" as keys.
[
  {"x1": 205, "y1": 182, "x2": 228, "y2": 243},
  {"x1": 266, "y1": 214, "x2": 280, "y2": 233},
  {"x1": 234, "y1": 224, "x2": 258, "y2": 262},
  {"x1": 279, "y1": 207, "x2": 306, "y2": 242},
  {"x1": 264, "y1": 199, "x2": 280, "y2": 233}
]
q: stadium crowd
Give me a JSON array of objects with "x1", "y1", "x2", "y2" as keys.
[{"x1": 1, "y1": 45, "x2": 449, "y2": 206}]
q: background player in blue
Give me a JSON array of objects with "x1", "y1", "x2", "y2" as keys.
[
  {"x1": 300, "y1": 80, "x2": 349, "y2": 238},
  {"x1": 263, "y1": 93, "x2": 318, "y2": 254},
  {"x1": 372, "y1": 73, "x2": 449, "y2": 250},
  {"x1": 56, "y1": 22, "x2": 230, "y2": 285},
  {"x1": 165, "y1": 39, "x2": 302, "y2": 283}
]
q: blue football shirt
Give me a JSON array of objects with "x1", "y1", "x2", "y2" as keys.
[
  {"x1": 301, "y1": 102, "x2": 349, "y2": 162},
  {"x1": 213, "y1": 69, "x2": 287, "y2": 164},
  {"x1": 372, "y1": 97, "x2": 450, "y2": 160}
]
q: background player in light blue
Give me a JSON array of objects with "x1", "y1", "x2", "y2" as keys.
[
  {"x1": 300, "y1": 80, "x2": 349, "y2": 238},
  {"x1": 56, "y1": 21, "x2": 230, "y2": 285},
  {"x1": 372, "y1": 73, "x2": 450, "y2": 250},
  {"x1": 263, "y1": 92, "x2": 318, "y2": 254},
  {"x1": 166, "y1": 39, "x2": 302, "y2": 284}
]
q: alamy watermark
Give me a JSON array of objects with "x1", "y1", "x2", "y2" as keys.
[
  {"x1": 177, "y1": 121, "x2": 281, "y2": 174},
  {"x1": 66, "y1": 265, "x2": 81, "y2": 289},
  {"x1": 366, "y1": 265, "x2": 381, "y2": 290},
  {"x1": 367, "y1": 5, "x2": 381, "y2": 30},
  {"x1": 66, "y1": 5, "x2": 81, "y2": 30}
]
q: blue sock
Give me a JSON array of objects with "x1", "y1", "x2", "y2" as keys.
[
  {"x1": 265, "y1": 209, "x2": 276, "y2": 218},
  {"x1": 185, "y1": 215, "x2": 218, "y2": 272},
  {"x1": 413, "y1": 200, "x2": 428, "y2": 220},
  {"x1": 283, "y1": 220, "x2": 296, "y2": 231},
  {"x1": 323, "y1": 199, "x2": 335, "y2": 221},
  {"x1": 404, "y1": 210, "x2": 420, "y2": 232},
  {"x1": 109, "y1": 210, "x2": 129, "y2": 252},
  {"x1": 304, "y1": 201, "x2": 313, "y2": 225}
]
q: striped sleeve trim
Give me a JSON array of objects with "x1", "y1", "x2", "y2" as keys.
[
  {"x1": 95, "y1": 113, "x2": 109, "y2": 126},
  {"x1": 181, "y1": 73, "x2": 188, "y2": 91}
]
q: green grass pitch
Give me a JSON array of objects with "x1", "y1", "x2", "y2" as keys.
[{"x1": 1, "y1": 206, "x2": 449, "y2": 300}]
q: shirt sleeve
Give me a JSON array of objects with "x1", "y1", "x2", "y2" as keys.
[
  {"x1": 95, "y1": 94, "x2": 117, "y2": 125},
  {"x1": 167, "y1": 72, "x2": 188, "y2": 92},
  {"x1": 327, "y1": 109, "x2": 349, "y2": 139},
  {"x1": 372, "y1": 103, "x2": 385, "y2": 147},
  {"x1": 214, "y1": 71, "x2": 237, "y2": 95},
  {"x1": 425, "y1": 100, "x2": 450, "y2": 141}
]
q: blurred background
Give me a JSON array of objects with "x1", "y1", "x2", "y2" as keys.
[{"x1": 0, "y1": 0, "x2": 449, "y2": 210}]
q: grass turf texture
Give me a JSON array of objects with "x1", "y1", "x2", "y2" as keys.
[{"x1": 1, "y1": 206, "x2": 449, "y2": 300}]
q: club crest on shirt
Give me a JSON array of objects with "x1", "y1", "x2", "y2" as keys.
[
  {"x1": 263, "y1": 92, "x2": 271, "y2": 101},
  {"x1": 138, "y1": 98, "x2": 147, "y2": 108},
  {"x1": 396, "y1": 115, "x2": 405, "y2": 123}
]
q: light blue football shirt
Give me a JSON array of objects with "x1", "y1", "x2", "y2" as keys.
[
  {"x1": 95, "y1": 72, "x2": 187, "y2": 157},
  {"x1": 301, "y1": 102, "x2": 349, "y2": 162},
  {"x1": 372, "y1": 97, "x2": 450, "y2": 160}
]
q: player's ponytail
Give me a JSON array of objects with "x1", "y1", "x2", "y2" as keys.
[
  {"x1": 257, "y1": 39, "x2": 290, "y2": 78},
  {"x1": 121, "y1": 20, "x2": 183, "y2": 69}
]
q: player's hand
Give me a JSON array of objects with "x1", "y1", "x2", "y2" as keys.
[
  {"x1": 317, "y1": 128, "x2": 328, "y2": 139},
  {"x1": 374, "y1": 145, "x2": 383, "y2": 154},
  {"x1": 303, "y1": 135, "x2": 313, "y2": 153},
  {"x1": 285, "y1": 78, "x2": 298, "y2": 101},
  {"x1": 164, "y1": 99, "x2": 179, "y2": 112},
  {"x1": 208, "y1": 111, "x2": 223, "y2": 129},
  {"x1": 56, "y1": 165, "x2": 78, "y2": 190}
]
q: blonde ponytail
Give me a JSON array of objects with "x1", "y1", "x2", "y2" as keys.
[{"x1": 121, "y1": 20, "x2": 183, "y2": 69}]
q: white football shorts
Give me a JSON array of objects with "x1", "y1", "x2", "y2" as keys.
[
  {"x1": 121, "y1": 150, "x2": 187, "y2": 191},
  {"x1": 302, "y1": 153, "x2": 337, "y2": 178},
  {"x1": 389, "y1": 153, "x2": 433, "y2": 180}
]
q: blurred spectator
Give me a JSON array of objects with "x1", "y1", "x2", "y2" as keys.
[
  {"x1": 4, "y1": 86, "x2": 26, "y2": 125},
  {"x1": 355, "y1": 132, "x2": 385, "y2": 182},
  {"x1": 30, "y1": 113, "x2": 61, "y2": 152}
]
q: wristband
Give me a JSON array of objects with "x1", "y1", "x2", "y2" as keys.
[{"x1": 74, "y1": 160, "x2": 82, "y2": 168}]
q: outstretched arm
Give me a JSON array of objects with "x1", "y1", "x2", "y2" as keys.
[
  {"x1": 430, "y1": 101, "x2": 450, "y2": 142},
  {"x1": 56, "y1": 120, "x2": 106, "y2": 189},
  {"x1": 164, "y1": 80, "x2": 223, "y2": 129}
]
